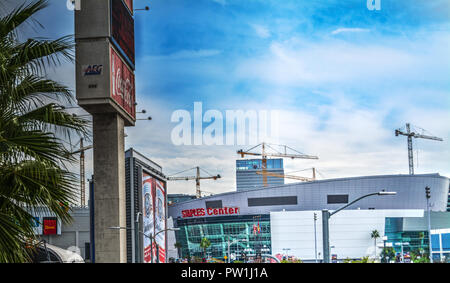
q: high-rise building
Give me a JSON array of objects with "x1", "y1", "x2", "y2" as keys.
[{"x1": 236, "y1": 159, "x2": 284, "y2": 191}]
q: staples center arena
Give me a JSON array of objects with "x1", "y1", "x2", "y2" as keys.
[{"x1": 168, "y1": 174, "x2": 450, "y2": 262}]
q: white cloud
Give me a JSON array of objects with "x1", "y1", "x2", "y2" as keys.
[
  {"x1": 119, "y1": 92, "x2": 450, "y2": 196},
  {"x1": 146, "y1": 49, "x2": 222, "y2": 60},
  {"x1": 252, "y1": 24, "x2": 271, "y2": 38},
  {"x1": 235, "y1": 32, "x2": 450, "y2": 88},
  {"x1": 331, "y1": 27, "x2": 370, "y2": 35},
  {"x1": 62, "y1": 30, "x2": 450, "y2": 199}
]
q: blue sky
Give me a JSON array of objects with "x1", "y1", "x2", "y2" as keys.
[{"x1": 7, "y1": 0, "x2": 450, "y2": 197}]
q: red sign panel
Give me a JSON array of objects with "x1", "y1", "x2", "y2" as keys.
[
  {"x1": 111, "y1": 0, "x2": 135, "y2": 66},
  {"x1": 43, "y1": 218, "x2": 57, "y2": 235},
  {"x1": 110, "y1": 46, "x2": 136, "y2": 119},
  {"x1": 182, "y1": 207, "x2": 240, "y2": 218}
]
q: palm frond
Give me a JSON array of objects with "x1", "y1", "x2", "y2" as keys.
[
  {"x1": 0, "y1": 0, "x2": 47, "y2": 40},
  {"x1": 8, "y1": 35, "x2": 74, "y2": 77},
  {"x1": 18, "y1": 103, "x2": 90, "y2": 138},
  {"x1": 0, "y1": 74, "x2": 74, "y2": 113}
]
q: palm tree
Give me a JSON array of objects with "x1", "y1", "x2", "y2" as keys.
[
  {"x1": 0, "y1": 0, "x2": 89, "y2": 262},
  {"x1": 418, "y1": 232, "x2": 425, "y2": 251},
  {"x1": 371, "y1": 230, "x2": 380, "y2": 260},
  {"x1": 174, "y1": 242, "x2": 182, "y2": 259},
  {"x1": 199, "y1": 237, "x2": 211, "y2": 259}
]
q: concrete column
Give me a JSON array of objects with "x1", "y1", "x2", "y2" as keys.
[{"x1": 93, "y1": 113, "x2": 127, "y2": 263}]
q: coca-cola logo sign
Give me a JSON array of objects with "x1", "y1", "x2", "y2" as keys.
[{"x1": 110, "y1": 47, "x2": 135, "y2": 119}]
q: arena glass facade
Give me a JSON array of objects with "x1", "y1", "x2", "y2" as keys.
[
  {"x1": 385, "y1": 217, "x2": 430, "y2": 256},
  {"x1": 175, "y1": 215, "x2": 271, "y2": 260}
]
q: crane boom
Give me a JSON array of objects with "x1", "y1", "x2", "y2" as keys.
[
  {"x1": 237, "y1": 151, "x2": 319, "y2": 159},
  {"x1": 167, "y1": 176, "x2": 220, "y2": 181},
  {"x1": 237, "y1": 142, "x2": 319, "y2": 187},
  {"x1": 166, "y1": 166, "x2": 221, "y2": 198},
  {"x1": 70, "y1": 138, "x2": 93, "y2": 206},
  {"x1": 255, "y1": 171, "x2": 314, "y2": 182},
  {"x1": 395, "y1": 123, "x2": 443, "y2": 175},
  {"x1": 412, "y1": 134, "x2": 443, "y2": 141}
]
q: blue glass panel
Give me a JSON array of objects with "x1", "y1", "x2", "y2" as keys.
[
  {"x1": 442, "y1": 233, "x2": 450, "y2": 251},
  {"x1": 431, "y1": 234, "x2": 440, "y2": 251},
  {"x1": 385, "y1": 218, "x2": 403, "y2": 233}
]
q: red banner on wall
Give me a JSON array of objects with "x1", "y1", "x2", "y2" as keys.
[
  {"x1": 43, "y1": 218, "x2": 57, "y2": 235},
  {"x1": 110, "y1": 46, "x2": 136, "y2": 120}
]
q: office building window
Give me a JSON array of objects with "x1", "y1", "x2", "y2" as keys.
[
  {"x1": 206, "y1": 200, "x2": 223, "y2": 209},
  {"x1": 248, "y1": 196, "x2": 297, "y2": 207},
  {"x1": 327, "y1": 195, "x2": 349, "y2": 204}
]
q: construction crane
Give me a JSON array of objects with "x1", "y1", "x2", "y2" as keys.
[
  {"x1": 167, "y1": 167, "x2": 221, "y2": 198},
  {"x1": 71, "y1": 138, "x2": 93, "y2": 206},
  {"x1": 255, "y1": 167, "x2": 317, "y2": 182},
  {"x1": 395, "y1": 123, "x2": 443, "y2": 175},
  {"x1": 237, "y1": 142, "x2": 318, "y2": 187}
]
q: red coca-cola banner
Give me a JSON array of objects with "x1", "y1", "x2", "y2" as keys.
[
  {"x1": 122, "y1": 0, "x2": 133, "y2": 12},
  {"x1": 110, "y1": 47, "x2": 136, "y2": 120}
]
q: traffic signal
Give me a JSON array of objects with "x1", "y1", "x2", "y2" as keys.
[
  {"x1": 425, "y1": 186, "x2": 431, "y2": 199},
  {"x1": 314, "y1": 213, "x2": 317, "y2": 221}
]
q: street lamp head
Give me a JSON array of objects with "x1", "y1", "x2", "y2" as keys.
[
  {"x1": 378, "y1": 191, "x2": 397, "y2": 195},
  {"x1": 108, "y1": 226, "x2": 122, "y2": 230}
]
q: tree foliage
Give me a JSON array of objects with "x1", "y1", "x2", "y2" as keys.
[{"x1": 0, "y1": 0, "x2": 89, "y2": 262}]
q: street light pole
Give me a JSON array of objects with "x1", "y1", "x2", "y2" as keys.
[
  {"x1": 425, "y1": 186, "x2": 433, "y2": 263},
  {"x1": 322, "y1": 210, "x2": 330, "y2": 263},
  {"x1": 135, "y1": 212, "x2": 141, "y2": 263},
  {"x1": 322, "y1": 191, "x2": 397, "y2": 263},
  {"x1": 314, "y1": 213, "x2": 318, "y2": 263}
]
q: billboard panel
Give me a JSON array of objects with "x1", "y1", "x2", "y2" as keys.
[
  {"x1": 142, "y1": 172, "x2": 154, "y2": 263},
  {"x1": 111, "y1": 0, "x2": 135, "y2": 66},
  {"x1": 123, "y1": 0, "x2": 133, "y2": 13},
  {"x1": 154, "y1": 179, "x2": 167, "y2": 263},
  {"x1": 141, "y1": 171, "x2": 167, "y2": 263},
  {"x1": 110, "y1": 46, "x2": 136, "y2": 120}
]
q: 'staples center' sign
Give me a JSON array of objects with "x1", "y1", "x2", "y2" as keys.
[
  {"x1": 111, "y1": 46, "x2": 136, "y2": 119},
  {"x1": 182, "y1": 207, "x2": 240, "y2": 218}
]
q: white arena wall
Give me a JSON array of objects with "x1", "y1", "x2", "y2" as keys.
[{"x1": 270, "y1": 209, "x2": 424, "y2": 261}]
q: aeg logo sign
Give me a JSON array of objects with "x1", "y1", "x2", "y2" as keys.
[{"x1": 83, "y1": 65, "x2": 103, "y2": 76}]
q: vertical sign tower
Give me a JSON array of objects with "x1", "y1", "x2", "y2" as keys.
[{"x1": 75, "y1": 0, "x2": 136, "y2": 263}]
